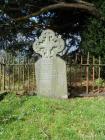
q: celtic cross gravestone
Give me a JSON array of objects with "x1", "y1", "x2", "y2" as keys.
[{"x1": 33, "y1": 29, "x2": 68, "y2": 98}]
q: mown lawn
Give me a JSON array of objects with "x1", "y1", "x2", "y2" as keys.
[{"x1": 0, "y1": 94, "x2": 105, "y2": 140}]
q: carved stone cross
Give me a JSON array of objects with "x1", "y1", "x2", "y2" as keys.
[{"x1": 33, "y1": 29, "x2": 64, "y2": 58}]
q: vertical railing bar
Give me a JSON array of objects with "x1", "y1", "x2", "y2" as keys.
[
  {"x1": 33, "y1": 64, "x2": 36, "y2": 91},
  {"x1": 75, "y1": 57, "x2": 77, "y2": 87},
  {"x1": 81, "y1": 55, "x2": 83, "y2": 86},
  {"x1": 80, "y1": 55, "x2": 83, "y2": 87},
  {"x1": 74, "y1": 54, "x2": 77, "y2": 89},
  {"x1": 92, "y1": 56, "x2": 95, "y2": 93},
  {"x1": 68, "y1": 57, "x2": 72, "y2": 94},
  {"x1": 18, "y1": 55, "x2": 20, "y2": 91},
  {"x1": 28, "y1": 57, "x2": 30, "y2": 92},
  {"x1": 23, "y1": 58, "x2": 25, "y2": 90},
  {"x1": 8, "y1": 53, "x2": 10, "y2": 91},
  {"x1": 76, "y1": 54, "x2": 78, "y2": 83},
  {"x1": 2, "y1": 58, "x2": 5, "y2": 91},
  {"x1": 98, "y1": 56, "x2": 101, "y2": 93},
  {"x1": 75, "y1": 53, "x2": 77, "y2": 63},
  {"x1": 5, "y1": 53, "x2": 7, "y2": 91},
  {"x1": 19, "y1": 55, "x2": 21, "y2": 91},
  {"x1": 86, "y1": 52, "x2": 89, "y2": 94},
  {"x1": 74, "y1": 54, "x2": 76, "y2": 87},
  {"x1": 13, "y1": 56, "x2": 15, "y2": 91},
  {"x1": 70, "y1": 61, "x2": 72, "y2": 94},
  {"x1": 0, "y1": 62, "x2": 1, "y2": 91}
]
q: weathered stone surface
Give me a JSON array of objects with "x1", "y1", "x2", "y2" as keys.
[
  {"x1": 33, "y1": 29, "x2": 68, "y2": 98},
  {"x1": 35, "y1": 57, "x2": 67, "y2": 98},
  {"x1": 33, "y1": 29, "x2": 64, "y2": 58}
]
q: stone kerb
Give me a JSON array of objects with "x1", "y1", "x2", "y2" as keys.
[{"x1": 33, "y1": 29, "x2": 68, "y2": 98}]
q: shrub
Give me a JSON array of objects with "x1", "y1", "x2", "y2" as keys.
[{"x1": 94, "y1": 78, "x2": 105, "y2": 87}]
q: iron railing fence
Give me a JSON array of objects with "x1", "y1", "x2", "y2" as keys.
[
  {"x1": 0, "y1": 52, "x2": 105, "y2": 95},
  {"x1": 66, "y1": 52, "x2": 105, "y2": 96}
]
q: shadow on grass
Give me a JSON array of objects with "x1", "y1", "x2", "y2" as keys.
[{"x1": 0, "y1": 92, "x2": 8, "y2": 101}]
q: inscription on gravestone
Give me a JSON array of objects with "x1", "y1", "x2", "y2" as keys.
[{"x1": 33, "y1": 29, "x2": 68, "y2": 98}]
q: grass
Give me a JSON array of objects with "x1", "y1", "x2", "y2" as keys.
[{"x1": 0, "y1": 94, "x2": 105, "y2": 140}]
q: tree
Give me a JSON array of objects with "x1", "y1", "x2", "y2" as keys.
[
  {"x1": 81, "y1": 0, "x2": 105, "y2": 58},
  {"x1": 0, "y1": 0, "x2": 105, "y2": 57}
]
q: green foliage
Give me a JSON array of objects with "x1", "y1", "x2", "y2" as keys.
[
  {"x1": 94, "y1": 78, "x2": 105, "y2": 87},
  {"x1": 0, "y1": 94, "x2": 105, "y2": 139},
  {"x1": 81, "y1": 0, "x2": 105, "y2": 59}
]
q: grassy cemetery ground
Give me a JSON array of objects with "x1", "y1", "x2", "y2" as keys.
[{"x1": 0, "y1": 94, "x2": 105, "y2": 140}]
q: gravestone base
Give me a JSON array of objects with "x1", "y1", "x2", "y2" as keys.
[{"x1": 35, "y1": 57, "x2": 68, "y2": 98}]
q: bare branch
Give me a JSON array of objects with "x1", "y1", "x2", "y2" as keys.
[{"x1": 15, "y1": 2, "x2": 101, "y2": 21}]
